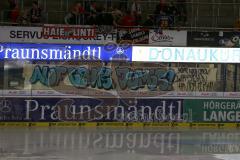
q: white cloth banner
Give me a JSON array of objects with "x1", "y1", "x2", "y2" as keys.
[
  {"x1": 149, "y1": 30, "x2": 187, "y2": 46},
  {"x1": 0, "y1": 26, "x2": 117, "y2": 44}
]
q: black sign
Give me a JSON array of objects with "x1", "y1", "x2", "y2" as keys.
[
  {"x1": 117, "y1": 27, "x2": 149, "y2": 44},
  {"x1": 187, "y1": 31, "x2": 219, "y2": 47}
]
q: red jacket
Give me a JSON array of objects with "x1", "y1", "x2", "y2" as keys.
[
  {"x1": 10, "y1": 6, "x2": 20, "y2": 22},
  {"x1": 120, "y1": 15, "x2": 135, "y2": 26}
]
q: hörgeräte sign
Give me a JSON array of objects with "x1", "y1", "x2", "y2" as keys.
[{"x1": 184, "y1": 99, "x2": 240, "y2": 122}]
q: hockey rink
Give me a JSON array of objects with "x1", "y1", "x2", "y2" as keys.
[{"x1": 0, "y1": 128, "x2": 239, "y2": 160}]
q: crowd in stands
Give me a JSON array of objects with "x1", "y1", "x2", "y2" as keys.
[
  {"x1": 6, "y1": 0, "x2": 187, "y2": 28},
  {"x1": 7, "y1": 0, "x2": 42, "y2": 24},
  {"x1": 64, "y1": 0, "x2": 187, "y2": 28}
]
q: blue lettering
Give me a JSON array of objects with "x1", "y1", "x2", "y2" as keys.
[
  {"x1": 30, "y1": 65, "x2": 176, "y2": 92},
  {"x1": 175, "y1": 48, "x2": 184, "y2": 61},
  {"x1": 210, "y1": 49, "x2": 217, "y2": 62},
  {"x1": 162, "y1": 48, "x2": 172, "y2": 61},
  {"x1": 68, "y1": 67, "x2": 89, "y2": 88},
  {"x1": 198, "y1": 48, "x2": 207, "y2": 61},
  {"x1": 149, "y1": 48, "x2": 159, "y2": 60},
  {"x1": 186, "y1": 49, "x2": 196, "y2": 61}
]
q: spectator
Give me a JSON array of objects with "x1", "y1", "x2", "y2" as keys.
[
  {"x1": 7, "y1": 0, "x2": 20, "y2": 23},
  {"x1": 30, "y1": 1, "x2": 42, "y2": 23},
  {"x1": 154, "y1": 0, "x2": 167, "y2": 15},
  {"x1": 8, "y1": 0, "x2": 17, "y2": 10},
  {"x1": 165, "y1": 1, "x2": 178, "y2": 27},
  {"x1": 77, "y1": 2, "x2": 86, "y2": 24},
  {"x1": 176, "y1": 0, "x2": 187, "y2": 25},
  {"x1": 94, "y1": 5, "x2": 105, "y2": 25},
  {"x1": 92, "y1": 5, "x2": 113, "y2": 26},
  {"x1": 18, "y1": 9, "x2": 30, "y2": 25},
  {"x1": 88, "y1": 2, "x2": 97, "y2": 14},
  {"x1": 119, "y1": 0, "x2": 129, "y2": 11},
  {"x1": 105, "y1": 0, "x2": 112, "y2": 11},
  {"x1": 131, "y1": 0, "x2": 142, "y2": 25},
  {"x1": 65, "y1": 2, "x2": 85, "y2": 25},
  {"x1": 111, "y1": 5, "x2": 123, "y2": 26},
  {"x1": 234, "y1": 19, "x2": 240, "y2": 31},
  {"x1": 160, "y1": 0, "x2": 167, "y2": 10},
  {"x1": 119, "y1": 10, "x2": 135, "y2": 26},
  {"x1": 10, "y1": 4, "x2": 20, "y2": 23},
  {"x1": 86, "y1": 12, "x2": 97, "y2": 25},
  {"x1": 166, "y1": 1, "x2": 178, "y2": 16},
  {"x1": 85, "y1": 1, "x2": 97, "y2": 25},
  {"x1": 143, "y1": 15, "x2": 154, "y2": 27},
  {"x1": 102, "y1": 9, "x2": 114, "y2": 26},
  {"x1": 93, "y1": 5, "x2": 114, "y2": 26},
  {"x1": 154, "y1": 2, "x2": 167, "y2": 23}
]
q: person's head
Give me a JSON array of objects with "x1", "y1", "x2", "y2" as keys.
[
  {"x1": 32, "y1": 1, "x2": 39, "y2": 9},
  {"x1": 75, "y1": 1, "x2": 82, "y2": 8},
  {"x1": 70, "y1": 2, "x2": 80, "y2": 13}
]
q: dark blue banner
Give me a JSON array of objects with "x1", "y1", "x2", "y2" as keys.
[
  {"x1": 0, "y1": 43, "x2": 132, "y2": 61},
  {"x1": 0, "y1": 98, "x2": 183, "y2": 122}
]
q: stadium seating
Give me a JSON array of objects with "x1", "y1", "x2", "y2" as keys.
[{"x1": 0, "y1": 0, "x2": 239, "y2": 28}]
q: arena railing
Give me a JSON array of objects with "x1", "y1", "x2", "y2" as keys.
[{"x1": 0, "y1": 21, "x2": 238, "y2": 32}]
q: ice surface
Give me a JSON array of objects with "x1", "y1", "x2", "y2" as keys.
[{"x1": 0, "y1": 128, "x2": 240, "y2": 160}]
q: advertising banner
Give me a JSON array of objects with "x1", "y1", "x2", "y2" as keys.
[
  {"x1": 0, "y1": 26, "x2": 117, "y2": 44},
  {"x1": 187, "y1": 31, "x2": 219, "y2": 47},
  {"x1": 218, "y1": 32, "x2": 240, "y2": 47},
  {"x1": 187, "y1": 31, "x2": 240, "y2": 47},
  {"x1": 0, "y1": 43, "x2": 132, "y2": 61},
  {"x1": 132, "y1": 46, "x2": 240, "y2": 63},
  {"x1": 2, "y1": 60, "x2": 221, "y2": 97},
  {"x1": 184, "y1": 99, "x2": 240, "y2": 122},
  {"x1": 149, "y1": 30, "x2": 187, "y2": 46},
  {"x1": 117, "y1": 27, "x2": 149, "y2": 44},
  {"x1": 3, "y1": 97, "x2": 240, "y2": 123},
  {"x1": 174, "y1": 67, "x2": 217, "y2": 92},
  {"x1": 0, "y1": 98, "x2": 183, "y2": 122}
]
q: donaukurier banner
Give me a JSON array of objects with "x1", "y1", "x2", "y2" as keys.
[
  {"x1": 0, "y1": 26, "x2": 117, "y2": 44},
  {"x1": 149, "y1": 30, "x2": 187, "y2": 46},
  {"x1": 0, "y1": 98, "x2": 183, "y2": 122}
]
